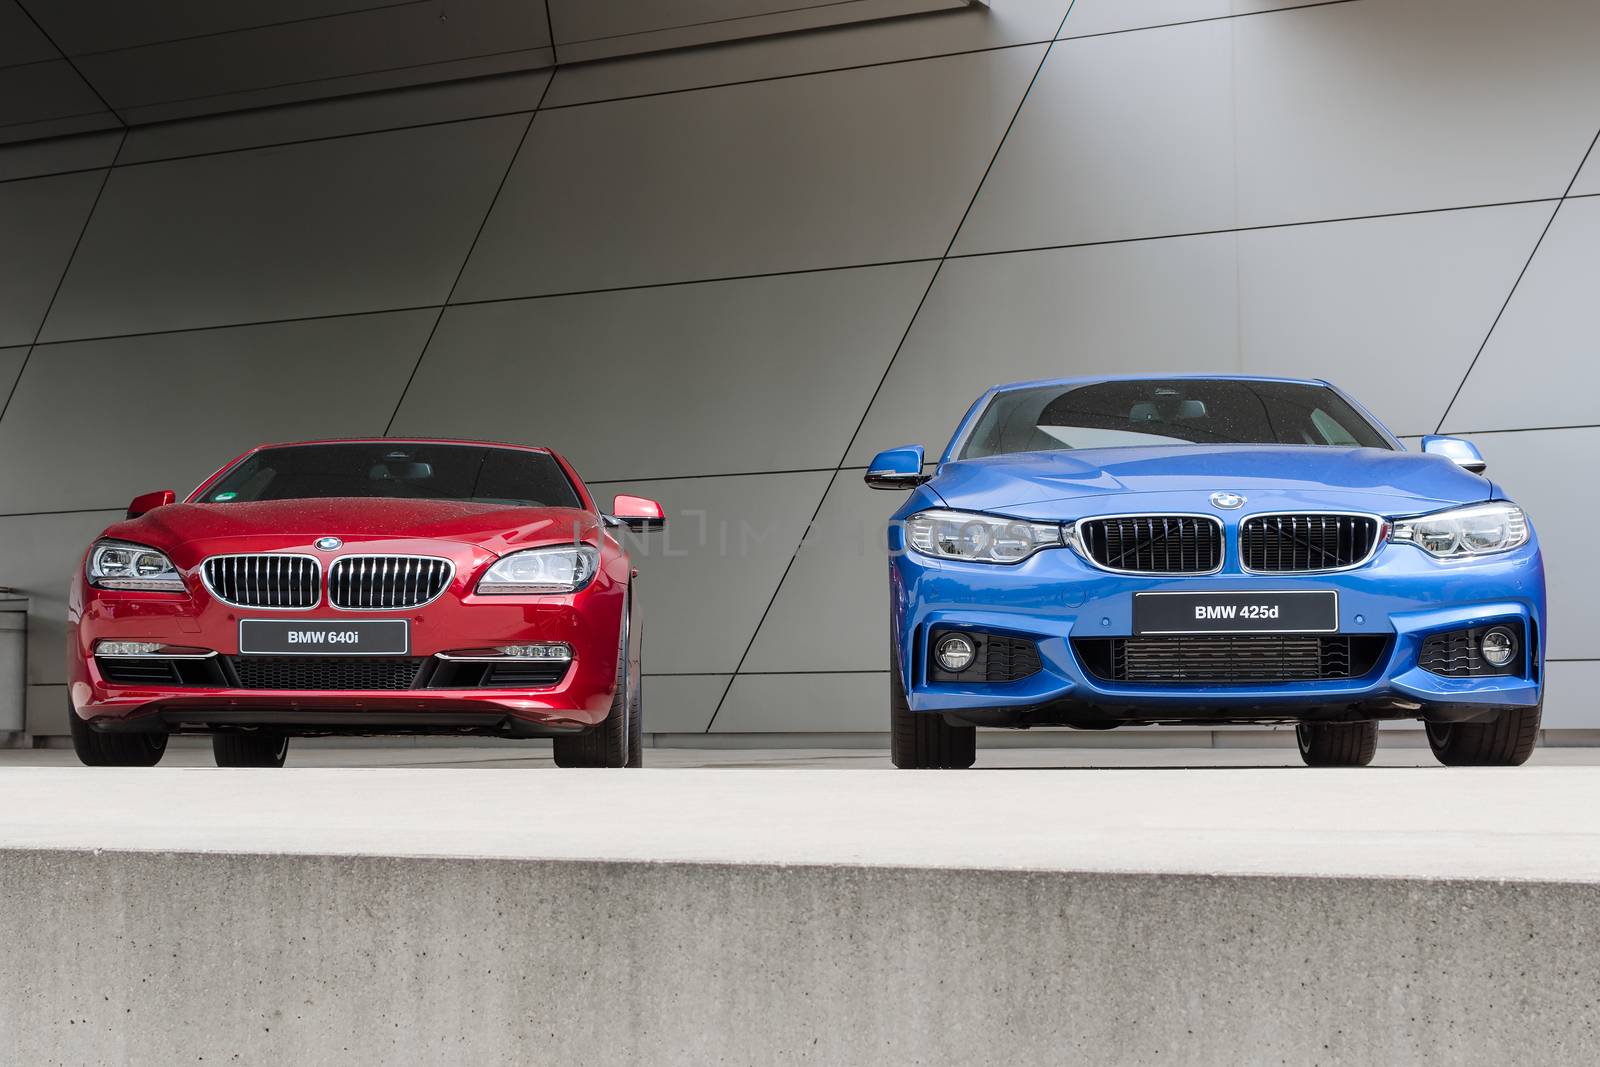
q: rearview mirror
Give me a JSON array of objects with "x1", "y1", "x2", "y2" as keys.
[
  {"x1": 612, "y1": 494, "x2": 666, "y2": 531},
  {"x1": 127, "y1": 490, "x2": 175, "y2": 520},
  {"x1": 864, "y1": 445, "x2": 929, "y2": 490},
  {"x1": 1421, "y1": 435, "x2": 1486, "y2": 474}
]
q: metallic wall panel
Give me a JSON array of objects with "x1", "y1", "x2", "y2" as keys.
[
  {"x1": 953, "y1": 21, "x2": 1235, "y2": 255},
  {"x1": 1061, "y1": 0, "x2": 1338, "y2": 38},
  {"x1": 455, "y1": 47, "x2": 1044, "y2": 300},
  {"x1": 0, "y1": 311, "x2": 437, "y2": 513},
  {"x1": 550, "y1": 0, "x2": 967, "y2": 64},
  {"x1": 392, "y1": 263, "x2": 935, "y2": 481},
  {"x1": 69, "y1": 0, "x2": 552, "y2": 118},
  {"x1": 741, "y1": 476, "x2": 905, "y2": 673},
  {"x1": 588, "y1": 471, "x2": 833, "y2": 676},
  {"x1": 0, "y1": 129, "x2": 120, "y2": 182},
  {"x1": 0, "y1": 0, "x2": 57, "y2": 66},
  {"x1": 1443, "y1": 198, "x2": 1600, "y2": 434},
  {"x1": 21, "y1": 0, "x2": 413, "y2": 55},
  {"x1": 713, "y1": 672, "x2": 886, "y2": 732},
  {"x1": 119, "y1": 69, "x2": 551, "y2": 166},
  {"x1": 0, "y1": 60, "x2": 113, "y2": 145},
  {"x1": 545, "y1": 0, "x2": 1068, "y2": 107},
  {"x1": 1542, "y1": 661, "x2": 1600, "y2": 729},
  {"x1": 0, "y1": 169, "x2": 104, "y2": 347},
  {"x1": 958, "y1": 0, "x2": 1600, "y2": 255},
  {"x1": 1239, "y1": 203, "x2": 1550, "y2": 437},
  {"x1": 40, "y1": 117, "x2": 525, "y2": 341},
  {"x1": 639, "y1": 674, "x2": 728, "y2": 734},
  {"x1": 0, "y1": 346, "x2": 26, "y2": 412},
  {"x1": 1228, "y1": 0, "x2": 1600, "y2": 226}
]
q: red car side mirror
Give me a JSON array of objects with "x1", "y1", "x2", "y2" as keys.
[
  {"x1": 612, "y1": 494, "x2": 666, "y2": 531},
  {"x1": 127, "y1": 490, "x2": 176, "y2": 520}
]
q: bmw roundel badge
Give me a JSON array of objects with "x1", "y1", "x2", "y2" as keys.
[
  {"x1": 1209, "y1": 491, "x2": 1245, "y2": 510},
  {"x1": 315, "y1": 536, "x2": 343, "y2": 551}
]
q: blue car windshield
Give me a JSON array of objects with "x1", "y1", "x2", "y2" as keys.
[{"x1": 960, "y1": 379, "x2": 1392, "y2": 459}]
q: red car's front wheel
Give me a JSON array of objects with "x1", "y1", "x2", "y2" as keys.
[
  {"x1": 553, "y1": 599, "x2": 642, "y2": 768},
  {"x1": 69, "y1": 703, "x2": 167, "y2": 767}
]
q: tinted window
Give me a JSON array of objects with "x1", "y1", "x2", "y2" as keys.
[
  {"x1": 960, "y1": 379, "x2": 1391, "y2": 459},
  {"x1": 202, "y1": 443, "x2": 583, "y2": 508}
]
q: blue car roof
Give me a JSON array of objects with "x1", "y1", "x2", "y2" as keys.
[{"x1": 984, "y1": 373, "x2": 1333, "y2": 393}]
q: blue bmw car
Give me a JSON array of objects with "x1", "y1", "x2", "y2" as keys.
[{"x1": 866, "y1": 375, "x2": 1544, "y2": 769}]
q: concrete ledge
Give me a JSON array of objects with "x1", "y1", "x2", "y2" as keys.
[
  {"x1": 4, "y1": 766, "x2": 1600, "y2": 1063},
  {"x1": 2, "y1": 848, "x2": 1598, "y2": 1064}
]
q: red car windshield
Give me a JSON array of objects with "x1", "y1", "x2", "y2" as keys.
[{"x1": 200, "y1": 443, "x2": 583, "y2": 508}]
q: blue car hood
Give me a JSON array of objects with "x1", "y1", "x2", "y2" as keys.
[{"x1": 931, "y1": 445, "x2": 1494, "y2": 519}]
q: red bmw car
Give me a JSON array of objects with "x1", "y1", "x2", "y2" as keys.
[{"x1": 67, "y1": 439, "x2": 664, "y2": 768}]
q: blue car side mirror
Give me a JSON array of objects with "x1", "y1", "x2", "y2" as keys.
[
  {"x1": 864, "y1": 445, "x2": 929, "y2": 490},
  {"x1": 1421, "y1": 435, "x2": 1487, "y2": 474}
]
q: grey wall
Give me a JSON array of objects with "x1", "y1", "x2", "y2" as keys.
[{"x1": 2, "y1": 0, "x2": 1598, "y2": 738}]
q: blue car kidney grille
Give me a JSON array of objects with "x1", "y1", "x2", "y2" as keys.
[
  {"x1": 1078, "y1": 516, "x2": 1222, "y2": 574},
  {"x1": 1240, "y1": 514, "x2": 1380, "y2": 572}
]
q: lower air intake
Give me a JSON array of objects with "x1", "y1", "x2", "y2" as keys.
[
  {"x1": 229, "y1": 657, "x2": 424, "y2": 690},
  {"x1": 1074, "y1": 635, "x2": 1388, "y2": 683}
]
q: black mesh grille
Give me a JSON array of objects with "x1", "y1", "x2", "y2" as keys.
[
  {"x1": 1077, "y1": 516, "x2": 1222, "y2": 574},
  {"x1": 204, "y1": 555, "x2": 320, "y2": 608},
  {"x1": 1240, "y1": 514, "x2": 1381, "y2": 572},
  {"x1": 97, "y1": 658, "x2": 180, "y2": 684},
  {"x1": 1420, "y1": 626, "x2": 1519, "y2": 677},
  {"x1": 1075, "y1": 635, "x2": 1387, "y2": 683},
  {"x1": 328, "y1": 556, "x2": 452, "y2": 610},
  {"x1": 482, "y1": 663, "x2": 569, "y2": 688},
  {"x1": 229, "y1": 656, "x2": 424, "y2": 690}
]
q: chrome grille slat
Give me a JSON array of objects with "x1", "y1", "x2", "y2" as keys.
[
  {"x1": 327, "y1": 555, "x2": 452, "y2": 610},
  {"x1": 202, "y1": 555, "x2": 320, "y2": 609},
  {"x1": 1077, "y1": 515, "x2": 1222, "y2": 575},
  {"x1": 1241, "y1": 513, "x2": 1381, "y2": 573}
]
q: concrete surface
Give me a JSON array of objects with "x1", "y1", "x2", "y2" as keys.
[{"x1": 3, "y1": 758, "x2": 1600, "y2": 1064}]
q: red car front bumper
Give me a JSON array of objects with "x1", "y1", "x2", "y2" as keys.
[{"x1": 69, "y1": 565, "x2": 628, "y2": 737}]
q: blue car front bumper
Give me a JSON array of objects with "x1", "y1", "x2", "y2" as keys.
[{"x1": 891, "y1": 534, "x2": 1544, "y2": 726}]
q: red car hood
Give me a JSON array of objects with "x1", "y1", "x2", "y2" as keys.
[{"x1": 102, "y1": 498, "x2": 601, "y2": 559}]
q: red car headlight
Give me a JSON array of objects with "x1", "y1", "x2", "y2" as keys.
[
  {"x1": 87, "y1": 540, "x2": 185, "y2": 592},
  {"x1": 476, "y1": 546, "x2": 599, "y2": 595}
]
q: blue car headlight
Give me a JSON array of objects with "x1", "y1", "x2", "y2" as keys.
[
  {"x1": 904, "y1": 509, "x2": 1064, "y2": 564},
  {"x1": 1391, "y1": 502, "x2": 1528, "y2": 559}
]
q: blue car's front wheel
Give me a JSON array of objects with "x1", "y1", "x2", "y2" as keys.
[
  {"x1": 890, "y1": 661, "x2": 975, "y2": 770},
  {"x1": 1425, "y1": 704, "x2": 1541, "y2": 766}
]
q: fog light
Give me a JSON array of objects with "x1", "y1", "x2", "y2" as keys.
[
  {"x1": 1480, "y1": 627, "x2": 1517, "y2": 668},
  {"x1": 95, "y1": 641, "x2": 164, "y2": 657},
  {"x1": 497, "y1": 644, "x2": 571, "y2": 661},
  {"x1": 934, "y1": 633, "x2": 976, "y2": 673}
]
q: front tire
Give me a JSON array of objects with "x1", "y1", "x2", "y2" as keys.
[
  {"x1": 889, "y1": 657, "x2": 975, "y2": 769},
  {"x1": 1296, "y1": 720, "x2": 1377, "y2": 767},
  {"x1": 553, "y1": 596, "x2": 641, "y2": 768},
  {"x1": 1426, "y1": 704, "x2": 1540, "y2": 766},
  {"x1": 212, "y1": 732, "x2": 289, "y2": 767},
  {"x1": 69, "y1": 704, "x2": 167, "y2": 767}
]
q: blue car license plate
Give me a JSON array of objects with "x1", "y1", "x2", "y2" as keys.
[{"x1": 1133, "y1": 591, "x2": 1337, "y2": 635}]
